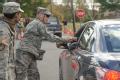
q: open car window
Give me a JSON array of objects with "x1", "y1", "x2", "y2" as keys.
[
  {"x1": 74, "y1": 23, "x2": 87, "y2": 38},
  {"x1": 78, "y1": 22, "x2": 95, "y2": 50}
]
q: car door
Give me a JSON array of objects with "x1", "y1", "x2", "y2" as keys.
[
  {"x1": 59, "y1": 22, "x2": 96, "y2": 80},
  {"x1": 59, "y1": 23, "x2": 89, "y2": 80},
  {"x1": 75, "y1": 22, "x2": 96, "y2": 79},
  {"x1": 66, "y1": 23, "x2": 95, "y2": 80},
  {"x1": 59, "y1": 50, "x2": 73, "y2": 80}
]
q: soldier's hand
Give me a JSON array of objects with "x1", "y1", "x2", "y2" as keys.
[
  {"x1": 56, "y1": 41, "x2": 68, "y2": 49},
  {"x1": 64, "y1": 37, "x2": 77, "y2": 43}
]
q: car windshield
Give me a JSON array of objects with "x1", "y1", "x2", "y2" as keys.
[
  {"x1": 102, "y1": 24, "x2": 120, "y2": 52},
  {"x1": 48, "y1": 17, "x2": 57, "y2": 24}
]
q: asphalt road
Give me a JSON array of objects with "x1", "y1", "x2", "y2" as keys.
[{"x1": 37, "y1": 41, "x2": 63, "y2": 80}]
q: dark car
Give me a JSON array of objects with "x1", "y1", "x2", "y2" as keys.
[
  {"x1": 47, "y1": 16, "x2": 62, "y2": 37},
  {"x1": 57, "y1": 20, "x2": 120, "y2": 80}
]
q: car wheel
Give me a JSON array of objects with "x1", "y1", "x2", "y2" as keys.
[{"x1": 59, "y1": 59, "x2": 63, "y2": 80}]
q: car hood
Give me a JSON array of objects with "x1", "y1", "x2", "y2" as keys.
[
  {"x1": 94, "y1": 53, "x2": 120, "y2": 61},
  {"x1": 47, "y1": 24, "x2": 59, "y2": 27}
]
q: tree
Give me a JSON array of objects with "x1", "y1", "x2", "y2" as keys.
[
  {"x1": 0, "y1": 0, "x2": 51, "y2": 17},
  {"x1": 0, "y1": 0, "x2": 4, "y2": 13},
  {"x1": 47, "y1": 4, "x2": 65, "y2": 21},
  {"x1": 20, "y1": 0, "x2": 44, "y2": 17},
  {"x1": 97, "y1": 0, "x2": 120, "y2": 18},
  {"x1": 97, "y1": 0, "x2": 120, "y2": 11}
]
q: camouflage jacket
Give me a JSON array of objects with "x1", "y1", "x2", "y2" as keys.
[
  {"x1": 18, "y1": 18, "x2": 64, "y2": 57},
  {"x1": 0, "y1": 18, "x2": 16, "y2": 80}
]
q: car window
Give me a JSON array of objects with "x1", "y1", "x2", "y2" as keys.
[
  {"x1": 74, "y1": 23, "x2": 87, "y2": 38},
  {"x1": 102, "y1": 24, "x2": 120, "y2": 52},
  {"x1": 79, "y1": 23, "x2": 95, "y2": 50}
]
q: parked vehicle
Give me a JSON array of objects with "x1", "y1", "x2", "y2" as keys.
[
  {"x1": 57, "y1": 19, "x2": 120, "y2": 80},
  {"x1": 47, "y1": 16, "x2": 62, "y2": 37}
]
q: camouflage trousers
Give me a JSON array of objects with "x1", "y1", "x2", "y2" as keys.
[{"x1": 15, "y1": 49, "x2": 40, "y2": 80}]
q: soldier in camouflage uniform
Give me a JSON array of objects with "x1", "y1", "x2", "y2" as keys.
[
  {"x1": 15, "y1": 7, "x2": 66, "y2": 80},
  {"x1": 0, "y1": 2, "x2": 23, "y2": 80}
]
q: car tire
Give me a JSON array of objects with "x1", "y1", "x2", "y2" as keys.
[{"x1": 59, "y1": 59, "x2": 63, "y2": 80}]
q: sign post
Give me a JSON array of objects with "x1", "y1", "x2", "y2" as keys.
[{"x1": 71, "y1": 0, "x2": 76, "y2": 35}]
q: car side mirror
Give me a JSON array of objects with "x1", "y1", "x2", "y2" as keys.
[{"x1": 68, "y1": 42, "x2": 80, "y2": 50}]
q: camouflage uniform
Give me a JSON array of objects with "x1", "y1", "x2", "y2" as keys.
[
  {"x1": 0, "y1": 2, "x2": 23, "y2": 80},
  {"x1": 15, "y1": 18, "x2": 65, "y2": 80}
]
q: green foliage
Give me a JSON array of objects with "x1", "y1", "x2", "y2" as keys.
[
  {"x1": 63, "y1": 7, "x2": 72, "y2": 21},
  {"x1": 0, "y1": 0, "x2": 4, "y2": 3},
  {"x1": 47, "y1": 4, "x2": 72, "y2": 21},
  {"x1": 0, "y1": 0, "x2": 4, "y2": 13},
  {"x1": 20, "y1": 0, "x2": 44, "y2": 17},
  {"x1": 0, "y1": 0, "x2": 45, "y2": 17},
  {"x1": 97, "y1": 0, "x2": 120, "y2": 12}
]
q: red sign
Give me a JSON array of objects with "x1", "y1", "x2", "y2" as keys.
[{"x1": 76, "y1": 9, "x2": 85, "y2": 18}]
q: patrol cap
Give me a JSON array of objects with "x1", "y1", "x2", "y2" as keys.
[
  {"x1": 37, "y1": 7, "x2": 47, "y2": 14},
  {"x1": 44, "y1": 10, "x2": 52, "y2": 16},
  {"x1": 3, "y1": 2, "x2": 24, "y2": 14}
]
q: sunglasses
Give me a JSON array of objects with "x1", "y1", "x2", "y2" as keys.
[{"x1": 45, "y1": 15, "x2": 50, "y2": 18}]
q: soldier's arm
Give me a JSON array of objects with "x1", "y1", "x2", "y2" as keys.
[
  {"x1": 38, "y1": 24, "x2": 66, "y2": 42},
  {"x1": 0, "y1": 30, "x2": 8, "y2": 50},
  {"x1": 46, "y1": 32, "x2": 65, "y2": 42}
]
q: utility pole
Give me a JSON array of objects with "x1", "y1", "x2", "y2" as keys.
[{"x1": 71, "y1": 0, "x2": 76, "y2": 34}]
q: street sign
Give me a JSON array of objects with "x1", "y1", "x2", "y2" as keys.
[{"x1": 76, "y1": 9, "x2": 85, "y2": 19}]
